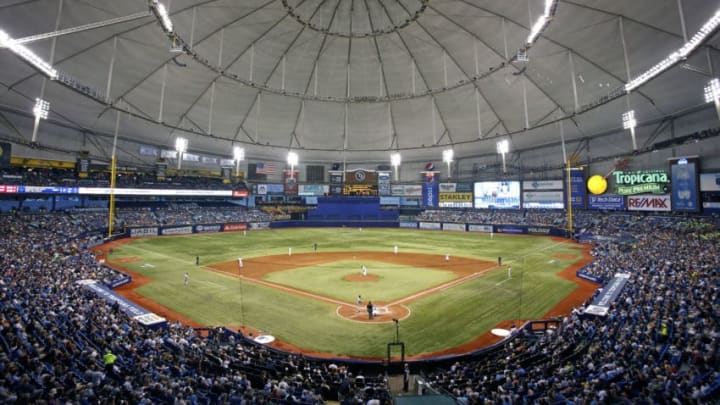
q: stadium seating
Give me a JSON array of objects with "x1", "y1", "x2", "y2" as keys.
[{"x1": 1, "y1": 207, "x2": 718, "y2": 403}]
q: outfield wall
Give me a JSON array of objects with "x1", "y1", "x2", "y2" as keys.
[{"x1": 122, "y1": 221, "x2": 571, "y2": 237}]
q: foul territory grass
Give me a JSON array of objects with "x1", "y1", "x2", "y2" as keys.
[
  {"x1": 109, "y1": 228, "x2": 586, "y2": 357},
  {"x1": 264, "y1": 260, "x2": 457, "y2": 302}
]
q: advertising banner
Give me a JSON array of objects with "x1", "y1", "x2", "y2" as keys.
[
  {"x1": 0, "y1": 185, "x2": 19, "y2": 193},
  {"x1": 139, "y1": 145, "x2": 159, "y2": 157},
  {"x1": 194, "y1": 224, "x2": 222, "y2": 233},
  {"x1": 456, "y1": 183, "x2": 473, "y2": 192},
  {"x1": 284, "y1": 170, "x2": 298, "y2": 195},
  {"x1": 76, "y1": 158, "x2": 90, "y2": 178},
  {"x1": 468, "y1": 224, "x2": 493, "y2": 233},
  {"x1": 627, "y1": 194, "x2": 671, "y2": 211},
  {"x1": 495, "y1": 225, "x2": 526, "y2": 234},
  {"x1": 378, "y1": 171, "x2": 392, "y2": 196},
  {"x1": 568, "y1": 168, "x2": 587, "y2": 209},
  {"x1": 422, "y1": 173, "x2": 439, "y2": 207},
  {"x1": 439, "y1": 192, "x2": 473, "y2": 203},
  {"x1": 522, "y1": 191, "x2": 564, "y2": 209},
  {"x1": 223, "y1": 223, "x2": 248, "y2": 232},
  {"x1": 160, "y1": 226, "x2": 193, "y2": 236},
  {"x1": 399, "y1": 221, "x2": 418, "y2": 228},
  {"x1": 419, "y1": 222, "x2": 441, "y2": 230},
  {"x1": 527, "y1": 226, "x2": 552, "y2": 235},
  {"x1": 588, "y1": 195, "x2": 625, "y2": 210},
  {"x1": 266, "y1": 184, "x2": 284, "y2": 195},
  {"x1": 522, "y1": 179, "x2": 563, "y2": 190},
  {"x1": 669, "y1": 157, "x2": 700, "y2": 212},
  {"x1": 380, "y1": 196, "x2": 401, "y2": 205},
  {"x1": 78, "y1": 280, "x2": 166, "y2": 326},
  {"x1": 249, "y1": 222, "x2": 270, "y2": 229},
  {"x1": 299, "y1": 184, "x2": 326, "y2": 196},
  {"x1": 584, "y1": 273, "x2": 630, "y2": 317},
  {"x1": 700, "y1": 173, "x2": 720, "y2": 191},
  {"x1": 612, "y1": 170, "x2": 669, "y2": 195},
  {"x1": 130, "y1": 227, "x2": 159, "y2": 238},
  {"x1": 439, "y1": 183, "x2": 456, "y2": 193},
  {"x1": 442, "y1": 223, "x2": 466, "y2": 232},
  {"x1": 391, "y1": 184, "x2": 423, "y2": 196},
  {"x1": 576, "y1": 271, "x2": 604, "y2": 284}
]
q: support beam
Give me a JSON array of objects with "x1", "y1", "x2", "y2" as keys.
[
  {"x1": 677, "y1": 0, "x2": 688, "y2": 42},
  {"x1": 158, "y1": 64, "x2": 168, "y2": 123},
  {"x1": 105, "y1": 36, "x2": 118, "y2": 104},
  {"x1": 569, "y1": 51, "x2": 579, "y2": 113}
]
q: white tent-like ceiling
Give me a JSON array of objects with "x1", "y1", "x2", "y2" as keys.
[{"x1": 1, "y1": 0, "x2": 719, "y2": 173}]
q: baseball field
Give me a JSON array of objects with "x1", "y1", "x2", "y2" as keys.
[{"x1": 105, "y1": 227, "x2": 593, "y2": 359}]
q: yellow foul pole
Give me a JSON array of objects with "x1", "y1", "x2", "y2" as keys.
[{"x1": 108, "y1": 111, "x2": 120, "y2": 238}]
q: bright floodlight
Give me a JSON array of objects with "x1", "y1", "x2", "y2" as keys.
[
  {"x1": 496, "y1": 140, "x2": 509, "y2": 155},
  {"x1": 443, "y1": 149, "x2": 454, "y2": 178},
  {"x1": 442, "y1": 149, "x2": 454, "y2": 163},
  {"x1": 626, "y1": 10, "x2": 720, "y2": 92},
  {"x1": 152, "y1": 1, "x2": 174, "y2": 32},
  {"x1": 33, "y1": 98, "x2": 49, "y2": 120},
  {"x1": 622, "y1": 110, "x2": 636, "y2": 130},
  {"x1": 390, "y1": 152, "x2": 402, "y2": 167},
  {"x1": 0, "y1": 30, "x2": 58, "y2": 79},
  {"x1": 704, "y1": 78, "x2": 720, "y2": 103},
  {"x1": 287, "y1": 151, "x2": 298, "y2": 167},
  {"x1": 526, "y1": 0, "x2": 557, "y2": 45},
  {"x1": 175, "y1": 137, "x2": 188, "y2": 153},
  {"x1": 390, "y1": 152, "x2": 401, "y2": 181},
  {"x1": 233, "y1": 146, "x2": 245, "y2": 162}
]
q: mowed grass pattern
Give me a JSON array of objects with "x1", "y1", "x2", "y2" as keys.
[
  {"x1": 264, "y1": 260, "x2": 458, "y2": 303},
  {"x1": 110, "y1": 228, "x2": 586, "y2": 357}
]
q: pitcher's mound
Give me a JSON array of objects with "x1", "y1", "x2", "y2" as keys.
[{"x1": 343, "y1": 274, "x2": 379, "y2": 282}]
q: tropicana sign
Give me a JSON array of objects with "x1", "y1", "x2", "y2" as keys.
[{"x1": 613, "y1": 170, "x2": 669, "y2": 195}]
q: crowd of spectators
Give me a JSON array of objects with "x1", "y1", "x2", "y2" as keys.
[
  {"x1": 416, "y1": 209, "x2": 568, "y2": 227},
  {"x1": 2, "y1": 205, "x2": 720, "y2": 403},
  {"x1": 0, "y1": 211, "x2": 389, "y2": 403},
  {"x1": 114, "y1": 204, "x2": 271, "y2": 228},
  {"x1": 424, "y1": 213, "x2": 720, "y2": 404},
  {"x1": 1, "y1": 167, "x2": 235, "y2": 190}
]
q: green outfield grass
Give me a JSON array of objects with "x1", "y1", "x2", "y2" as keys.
[
  {"x1": 109, "y1": 228, "x2": 587, "y2": 357},
  {"x1": 264, "y1": 260, "x2": 457, "y2": 303}
]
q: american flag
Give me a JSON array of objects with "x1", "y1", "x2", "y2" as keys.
[{"x1": 256, "y1": 162, "x2": 276, "y2": 175}]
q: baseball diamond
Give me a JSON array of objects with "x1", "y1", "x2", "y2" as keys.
[{"x1": 101, "y1": 227, "x2": 593, "y2": 358}]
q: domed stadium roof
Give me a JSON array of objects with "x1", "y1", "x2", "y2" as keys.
[{"x1": 0, "y1": 0, "x2": 719, "y2": 167}]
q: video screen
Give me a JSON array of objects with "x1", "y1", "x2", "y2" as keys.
[{"x1": 474, "y1": 181, "x2": 520, "y2": 209}]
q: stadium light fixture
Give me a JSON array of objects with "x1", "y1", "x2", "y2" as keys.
[
  {"x1": 705, "y1": 78, "x2": 720, "y2": 121},
  {"x1": 233, "y1": 146, "x2": 245, "y2": 177},
  {"x1": 33, "y1": 98, "x2": 49, "y2": 120},
  {"x1": 442, "y1": 149, "x2": 454, "y2": 178},
  {"x1": 0, "y1": 29, "x2": 58, "y2": 79},
  {"x1": 625, "y1": 10, "x2": 720, "y2": 92},
  {"x1": 622, "y1": 110, "x2": 638, "y2": 151},
  {"x1": 30, "y1": 98, "x2": 50, "y2": 144},
  {"x1": 150, "y1": 1, "x2": 174, "y2": 33},
  {"x1": 287, "y1": 151, "x2": 298, "y2": 174},
  {"x1": 175, "y1": 137, "x2": 188, "y2": 169},
  {"x1": 391, "y1": 152, "x2": 401, "y2": 181},
  {"x1": 496, "y1": 140, "x2": 509, "y2": 173},
  {"x1": 526, "y1": 0, "x2": 557, "y2": 45}
]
